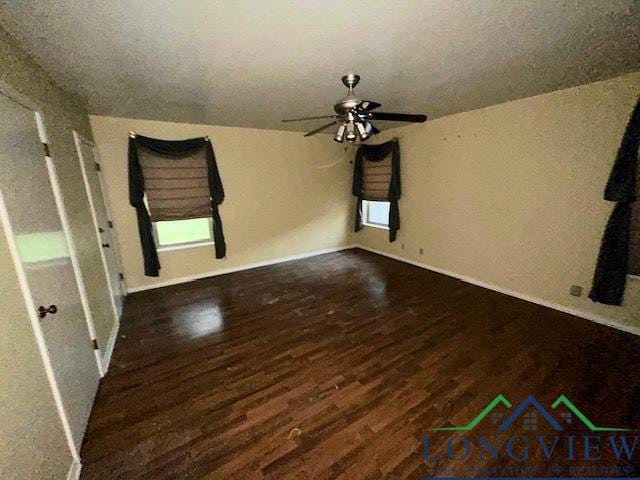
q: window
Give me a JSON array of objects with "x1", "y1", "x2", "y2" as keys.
[
  {"x1": 522, "y1": 412, "x2": 538, "y2": 431},
  {"x1": 362, "y1": 200, "x2": 390, "y2": 229},
  {"x1": 153, "y1": 218, "x2": 213, "y2": 250}
]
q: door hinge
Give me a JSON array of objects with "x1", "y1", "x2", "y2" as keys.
[
  {"x1": 119, "y1": 272, "x2": 124, "y2": 280},
  {"x1": 108, "y1": 220, "x2": 114, "y2": 228},
  {"x1": 92, "y1": 339, "x2": 99, "y2": 350},
  {"x1": 42, "y1": 143, "x2": 50, "y2": 157},
  {"x1": 94, "y1": 162, "x2": 101, "y2": 171}
]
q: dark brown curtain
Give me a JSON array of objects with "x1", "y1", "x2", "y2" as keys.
[
  {"x1": 352, "y1": 138, "x2": 401, "y2": 242},
  {"x1": 589, "y1": 98, "x2": 640, "y2": 305},
  {"x1": 630, "y1": 193, "x2": 640, "y2": 276},
  {"x1": 129, "y1": 134, "x2": 226, "y2": 277}
]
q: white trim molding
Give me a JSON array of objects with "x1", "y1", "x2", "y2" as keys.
[
  {"x1": 125, "y1": 243, "x2": 638, "y2": 337},
  {"x1": 101, "y1": 320, "x2": 120, "y2": 374},
  {"x1": 66, "y1": 459, "x2": 82, "y2": 480},
  {"x1": 127, "y1": 245, "x2": 356, "y2": 293},
  {"x1": 355, "y1": 245, "x2": 640, "y2": 337}
]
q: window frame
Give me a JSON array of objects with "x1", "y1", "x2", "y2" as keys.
[
  {"x1": 152, "y1": 217, "x2": 214, "y2": 252},
  {"x1": 362, "y1": 200, "x2": 390, "y2": 230}
]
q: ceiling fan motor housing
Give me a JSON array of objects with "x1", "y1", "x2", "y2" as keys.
[{"x1": 341, "y1": 73, "x2": 360, "y2": 89}]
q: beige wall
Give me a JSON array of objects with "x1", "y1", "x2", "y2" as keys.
[
  {"x1": 355, "y1": 73, "x2": 640, "y2": 332},
  {"x1": 0, "y1": 27, "x2": 116, "y2": 478},
  {"x1": 89, "y1": 116, "x2": 354, "y2": 291},
  {"x1": 93, "y1": 74, "x2": 640, "y2": 333}
]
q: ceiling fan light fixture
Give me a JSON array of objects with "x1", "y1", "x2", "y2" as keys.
[
  {"x1": 345, "y1": 122, "x2": 357, "y2": 142},
  {"x1": 334, "y1": 123, "x2": 346, "y2": 143},
  {"x1": 355, "y1": 121, "x2": 369, "y2": 140},
  {"x1": 364, "y1": 122, "x2": 373, "y2": 136}
]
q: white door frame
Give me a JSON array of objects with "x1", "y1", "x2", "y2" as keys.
[
  {"x1": 73, "y1": 131, "x2": 124, "y2": 327},
  {"x1": 37, "y1": 118, "x2": 105, "y2": 376},
  {"x1": 0, "y1": 83, "x2": 91, "y2": 461}
]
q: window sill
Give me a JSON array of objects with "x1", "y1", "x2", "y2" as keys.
[
  {"x1": 362, "y1": 222, "x2": 389, "y2": 231},
  {"x1": 157, "y1": 241, "x2": 214, "y2": 253}
]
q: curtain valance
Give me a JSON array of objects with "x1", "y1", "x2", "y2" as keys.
[
  {"x1": 352, "y1": 138, "x2": 401, "y2": 242},
  {"x1": 589, "y1": 98, "x2": 639, "y2": 305},
  {"x1": 129, "y1": 133, "x2": 226, "y2": 277}
]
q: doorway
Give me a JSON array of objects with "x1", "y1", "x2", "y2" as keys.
[
  {"x1": 74, "y1": 132, "x2": 125, "y2": 319},
  {"x1": 0, "y1": 89, "x2": 101, "y2": 457}
]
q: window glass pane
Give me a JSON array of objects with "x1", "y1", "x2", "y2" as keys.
[
  {"x1": 366, "y1": 201, "x2": 390, "y2": 226},
  {"x1": 156, "y1": 218, "x2": 211, "y2": 246}
]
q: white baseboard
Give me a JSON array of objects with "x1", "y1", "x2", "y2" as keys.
[
  {"x1": 126, "y1": 245, "x2": 356, "y2": 293},
  {"x1": 101, "y1": 320, "x2": 120, "y2": 375},
  {"x1": 121, "y1": 242, "x2": 637, "y2": 337},
  {"x1": 66, "y1": 459, "x2": 81, "y2": 480},
  {"x1": 355, "y1": 245, "x2": 640, "y2": 337}
]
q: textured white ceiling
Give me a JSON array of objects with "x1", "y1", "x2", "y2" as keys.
[{"x1": 1, "y1": 0, "x2": 638, "y2": 132}]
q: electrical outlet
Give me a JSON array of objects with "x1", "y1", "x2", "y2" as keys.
[
  {"x1": 419, "y1": 248, "x2": 424, "y2": 255},
  {"x1": 570, "y1": 285, "x2": 583, "y2": 297}
]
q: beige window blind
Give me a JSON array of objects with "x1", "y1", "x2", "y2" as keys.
[{"x1": 137, "y1": 146, "x2": 212, "y2": 222}]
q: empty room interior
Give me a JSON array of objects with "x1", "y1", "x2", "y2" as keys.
[{"x1": 1, "y1": 2, "x2": 640, "y2": 479}]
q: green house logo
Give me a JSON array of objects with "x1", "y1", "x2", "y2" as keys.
[{"x1": 430, "y1": 394, "x2": 632, "y2": 432}]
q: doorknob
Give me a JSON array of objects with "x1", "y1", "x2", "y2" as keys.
[
  {"x1": 37, "y1": 305, "x2": 58, "y2": 318},
  {"x1": 102, "y1": 243, "x2": 110, "y2": 248}
]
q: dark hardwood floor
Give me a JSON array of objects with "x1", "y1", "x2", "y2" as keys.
[{"x1": 80, "y1": 249, "x2": 640, "y2": 479}]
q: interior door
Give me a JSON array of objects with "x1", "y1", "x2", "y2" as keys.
[
  {"x1": 74, "y1": 134, "x2": 124, "y2": 318},
  {"x1": 0, "y1": 93, "x2": 100, "y2": 451}
]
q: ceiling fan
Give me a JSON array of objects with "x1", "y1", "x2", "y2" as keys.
[{"x1": 282, "y1": 73, "x2": 427, "y2": 143}]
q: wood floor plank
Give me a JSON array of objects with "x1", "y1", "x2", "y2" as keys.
[{"x1": 80, "y1": 249, "x2": 640, "y2": 479}]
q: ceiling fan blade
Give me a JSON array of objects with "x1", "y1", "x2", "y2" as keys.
[
  {"x1": 359, "y1": 100, "x2": 381, "y2": 111},
  {"x1": 282, "y1": 115, "x2": 337, "y2": 123},
  {"x1": 303, "y1": 121, "x2": 338, "y2": 137},
  {"x1": 370, "y1": 112, "x2": 427, "y2": 123},
  {"x1": 369, "y1": 122, "x2": 380, "y2": 135}
]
